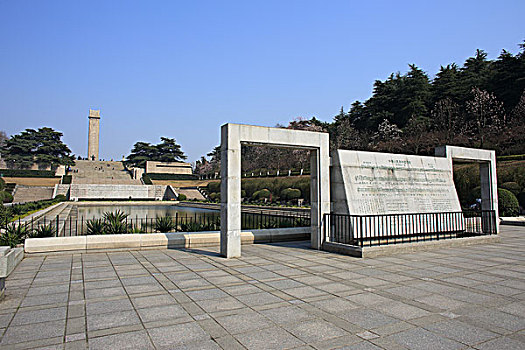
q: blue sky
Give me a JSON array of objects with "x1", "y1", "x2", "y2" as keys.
[{"x1": 1, "y1": 0, "x2": 523, "y2": 163}]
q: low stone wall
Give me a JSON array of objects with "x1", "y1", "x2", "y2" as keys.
[
  {"x1": 323, "y1": 234, "x2": 500, "y2": 258},
  {"x1": 24, "y1": 227, "x2": 310, "y2": 254},
  {"x1": 1, "y1": 246, "x2": 24, "y2": 300}
]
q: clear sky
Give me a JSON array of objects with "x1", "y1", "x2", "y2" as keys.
[{"x1": 1, "y1": 0, "x2": 523, "y2": 163}]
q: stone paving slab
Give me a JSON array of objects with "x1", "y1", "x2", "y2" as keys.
[{"x1": 1, "y1": 226, "x2": 525, "y2": 349}]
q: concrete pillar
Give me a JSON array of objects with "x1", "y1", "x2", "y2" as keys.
[
  {"x1": 220, "y1": 124, "x2": 241, "y2": 258},
  {"x1": 87, "y1": 109, "x2": 100, "y2": 160},
  {"x1": 309, "y1": 138, "x2": 330, "y2": 250},
  {"x1": 436, "y1": 145, "x2": 499, "y2": 234},
  {"x1": 480, "y1": 159, "x2": 499, "y2": 233}
]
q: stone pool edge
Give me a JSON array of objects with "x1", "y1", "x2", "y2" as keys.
[{"x1": 24, "y1": 227, "x2": 310, "y2": 254}]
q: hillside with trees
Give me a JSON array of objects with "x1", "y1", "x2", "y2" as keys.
[{"x1": 326, "y1": 44, "x2": 525, "y2": 156}]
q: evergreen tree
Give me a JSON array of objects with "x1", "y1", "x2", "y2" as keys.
[
  {"x1": 1, "y1": 127, "x2": 74, "y2": 169},
  {"x1": 431, "y1": 64, "x2": 461, "y2": 104},
  {"x1": 125, "y1": 137, "x2": 186, "y2": 168},
  {"x1": 487, "y1": 47, "x2": 525, "y2": 111}
]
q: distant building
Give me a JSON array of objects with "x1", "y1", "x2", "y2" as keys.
[{"x1": 145, "y1": 161, "x2": 193, "y2": 175}]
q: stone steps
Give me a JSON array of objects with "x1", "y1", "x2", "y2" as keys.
[{"x1": 71, "y1": 160, "x2": 140, "y2": 185}]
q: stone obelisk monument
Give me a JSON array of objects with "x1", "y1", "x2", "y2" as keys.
[{"x1": 87, "y1": 109, "x2": 100, "y2": 161}]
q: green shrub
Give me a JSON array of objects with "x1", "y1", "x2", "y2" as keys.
[
  {"x1": 142, "y1": 174, "x2": 153, "y2": 185},
  {"x1": 501, "y1": 182, "x2": 521, "y2": 196},
  {"x1": 209, "y1": 192, "x2": 219, "y2": 201},
  {"x1": 281, "y1": 188, "x2": 301, "y2": 200},
  {"x1": 30, "y1": 224, "x2": 55, "y2": 238},
  {"x1": 241, "y1": 190, "x2": 246, "y2": 198},
  {"x1": 86, "y1": 218, "x2": 105, "y2": 235},
  {"x1": 252, "y1": 189, "x2": 271, "y2": 200},
  {"x1": 294, "y1": 178, "x2": 310, "y2": 202},
  {"x1": 177, "y1": 194, "x2": 187, "y2": 201},
  {"x1": 0, "y1": 177, "x2": 5, "y2": 191},
  {"x1": 498, "y1": 188, "x2": 520, "y2": 217},
  {"x1": 154, "y1": 216, "x2": 175, "y2": 232},
  {"x1": 496, "y1": 161, "x2": 525, "y2": 191}
]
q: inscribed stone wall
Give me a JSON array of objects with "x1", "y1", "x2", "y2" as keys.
[{"x1": 331, "y1": 150, "x2": 461, "y2": 216}]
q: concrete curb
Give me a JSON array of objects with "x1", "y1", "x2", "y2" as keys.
[
  {"x1": 500, "y1": 217, "x2": 525, "y2": 226},
  {"x1": 24, "y1": 227, "x2": 310, "y2": 254}
]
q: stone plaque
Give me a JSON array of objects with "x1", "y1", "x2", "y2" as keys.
[{"x1": 331, "y1": 150, "x2": 461, "y2": 216}]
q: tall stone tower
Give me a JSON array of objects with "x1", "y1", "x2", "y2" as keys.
[{"x1": 87, "y1": 109, "x2": 100, "y2": 161}]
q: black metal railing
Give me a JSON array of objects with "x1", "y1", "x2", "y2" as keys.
[
  {"x1": 2, "y1": 210, "x2": 310, "y2": 238},
  {"x1": 324, "y1": 210, "x2": 496, "y2": 247}
]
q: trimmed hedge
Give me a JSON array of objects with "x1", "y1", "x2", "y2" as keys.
[
  {"x1": 0, "y1": 169, "x2": 58, "y2": 178},
  {"x1": 252, "y1": 189, "x2": 271, "y2": 200},
  {"x1": 147, "y1": 173, "x2": 198, "y2": 180},
  {"x1": 498, "y1": 188, "x2": 519, "y2": 217},
  {"x1": 206, "y1": 176, "x2": 310, "y2": 204},
  {"x1": 281, "y1": 188, "x2": 301, "y2": 200}
]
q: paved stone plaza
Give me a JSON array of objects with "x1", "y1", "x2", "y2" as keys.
[{"x1": 1, "y1": 227, "x2": 525, "y2": 349}]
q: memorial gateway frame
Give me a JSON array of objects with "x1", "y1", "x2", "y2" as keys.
[{"x1": 220, "y1": 124, "x2": 330, "y2": 258}]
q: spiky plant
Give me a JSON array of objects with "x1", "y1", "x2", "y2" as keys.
[
  {"x1": 30, "y1": 224, "x2": 55, "y2": 238},
  {"x1": 103, "y1": 210, "x2": 130, "y2": 234},
  {"x1": 86, "y1": 218, "x2": 105, "y2": 235},
  {"x1": 0, "y1": 223, "x2": 29, "y2": 247},
  {"x1": 154, "y1": 215, "x2": 175, "y2": 233}
]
